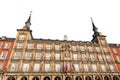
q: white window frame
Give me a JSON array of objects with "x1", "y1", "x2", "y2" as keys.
[
  {"x1": 72, "y1": 46, "x2": 77, "y2": 51},
  {"x1": 45, "y1": 63, "x2": 50, "y2": 72},
  {"x1": 81, "y1": 54, "x2": 87, "y2": 61},
  {"x1": 10, "y1": 63, "x2": 18, "y2": 71},
  {"x1": 0, "y1": 63, "x2": 3, "y2": 70},
  {"x1": 35, "y1": 52, "x2": 41, "y2": 60},
  {"x1": 19, "y1": 35, "x2": 25, "y2": 40},
  {"x1": 92, "y1": 64, "x2": 97, "y2": 72},
  {"x1": 83, "y1": 64, "x2": 89, "y2": 72},
  {"x1": 46, "y1": 53, "x2": 51, "y2": 60},
  {"x1": 101, "y1": 64, "x2": 106, "y2": 72},
  {"x1": 88, "y1": 46, "x2": 92, "y2": 51},
  {"x1": 55, "y1": 53, "x2": 60, "y2": 60},
  {"x1": 22, "y1": 63, "x2": 29, "y2": 72},
  {"x1": 98, "y1": 54, "x2": 103, "y2": 61},
  {"x1": 4, "y1": 43, "x2": 10, "y2": 49},
  {"x1": 113, "y1": 48, "x2": 117, "y2": 54},
  {"x1": 55, "y1": 64, "x2": 61, "y2": 72},
  {"x1": 37, "y1": 44, "x2": 42, "y2": 49},
  {"x1": 80, "y1": 46, "x2": 85, "y2": 51},
  {"x1": 14, "y1": 52, "x2": 21, "y2": 59},
  {"x1": 33, "y1": 63, "x2": 40, "y2": 72},
  {"x1": 25, "y1": 52, "x2": 32, "y2": 59},
  {"x1": 55, "y1": 45, "x2": 60, "y2": 50},
  {"x1": 27, "y1": 43, "x2": 34, "y2": 49},
  {"x1": 16, "y1": 43, "x2": 23, "y2": 49},
  {"x1": 116, "y1": 56, "x2": 120, "y2": 62},
  {"x1": 96, "y1": 47, "x2": 100, "y2": 52},
  {"x1": 46, "y1": 44, "x2": 51, "y2": 50},
  {"x1": 74, "y1": 64, "x2": 79, "y2": 72},
  {"x1": 73, "y1": 54, "x2": 78, "y2": 60},
  {"x1": 0, "y1": 52, "x2": 7, "y2": 59},
  {"x1": 109, "y1": 64, "x2": 115, "y2": 72}
]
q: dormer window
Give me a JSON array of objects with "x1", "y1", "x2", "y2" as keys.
[{"x1": 19, "y1": 35, "x2": 25, "y2": 40}]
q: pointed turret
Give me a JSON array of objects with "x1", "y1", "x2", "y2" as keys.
[
  {"x1": 23, "y1": 11, "x2": 32, "y2": 30},
  {"x1": 91, "y1": 18, "x2": 100, "y2": 43}
]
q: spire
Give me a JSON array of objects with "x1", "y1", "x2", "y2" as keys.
[
  {"x1": 90, "y1": 17, "x2": 98, "y2": 33},
  {"x1": 91, "y1": 17, "x2": 100, "y2": 43},
  {"x1": 23, "y1": 11, "x2": 32, "y2": 30},
  {"x1": 25, "y1": 11, "x2": 32, "y2": 25}
]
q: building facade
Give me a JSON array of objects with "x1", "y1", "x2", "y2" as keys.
[{"x1": 0, "y1": 14, "x2": 120, "y2": 80}]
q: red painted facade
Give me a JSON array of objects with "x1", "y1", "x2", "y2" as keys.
[
  {"x1": 0, "y1": 38, "x2": 14, "y2": 71},
  {"x1": 109, "y1": 46, "x2": 120, "y2": 71}
]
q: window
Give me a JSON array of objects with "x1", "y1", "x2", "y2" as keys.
[
  {"x1": 106, "y1": 55, "x2": 112, "y2": 62},
  {"x1": 96, "y1": 47, "x2": 100, "y2": 52},
  {"x1": 55, "y1": 64, "x2": 61, "y2": 72},
  {"x1": 73, "y1": 54, "x2": 78, "y2": 60},
  {"x1": 13, "y1": 52, "x2": 21, "y2": 59},
  {"x1": 25, "y1": 52, "x2": 32, "y2": 59},
  {"x1": 90, "y1": 54, "x2": 95, "y2": 61},
  {"x1": 10, "y1": 63, "x2": 18, "y2": 71},
  {"x1": 101, "y1": 64, "x2": 106, "y2": 72},
  {"x1": 116, "y1": 56, "x2": 120, "y2": 62},
  {"x1": 113, "y1": 48, "x2": 117, "y2": 54},
  {"x1": 55, "y1": 45, "x2": 60, "y2": 50},
  {"x1": 74, "y1": 64, "x2": 79, "y2": 72},
  {"x1": 22, "y1": 63, "x2": 29, "y2": 72},
  {"x1": 72, "y1": 46, "x2": 77, "y2": 51},
  {"x1": 46, "y1": 44, "x2": 51, "y2": 50},
  {"x1": 4, "y1": 43, "x2": 10, "y2": 49},
  {"x1": 35, "y1": 53, "x2": 41, "y2": 60},
  {"x1": 103, "y1": 47, "x2": 108, "y2": 52},
  {"x1": 98, "y1": 54, "x2": 103, "y2": 61},
  {"x1": 83, "y1": 64, "x2": 89, "y2": 72},
  {"x1": 19, "y1": 35, "x2": 25, "y2": 40},
  {"x1": 81, "y1": 54, "x2": 87, "y2": 61},
  {"x1": 109, "y1": 64, "x2": 115, "y2": 72},
  {"x1": 88, "y1": 46, "x2": 92, "y2": 51},
  {"x1": 55, "y1": 53, "x2": 60, "y2": 60},
  {"x1": 27, "y1": 43, "x2": 34, "y2": 49},
  {"x1": 37, "y1": 44, "x2": 42, "y2": 49},
  {"x1": 80, "y1": 46, "x2": 85, "y2": 51},
  {"x1": 92, "y1": 64, "x2": 97, "y2": 72},
  {"x1": 45, "y1": 63, "x2": 50, "y2": 72},
  {"x1": 16, "y1": 43, "x2": 23, "y2": 49},
  {"x1": 0, "y1": 63, "x2": 3, "y2": 70},
  {"x1": 0, "y1": 52, "x2": 7, "y2": 59},
  {"x1": 34, "y1": 63, "x2": 40, "y2": 72},
  {"x1": 46, "y1": 53, "x2": 51, "y2": 60}
]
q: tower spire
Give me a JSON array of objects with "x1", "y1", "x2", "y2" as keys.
[
  {"x1": 23, "y1": 11, "x2": 32, "y2": 30},
  {"x1": 90, "y1": 17, "x2": 98, "y2": 33},
  {"x1": 91, "y1": 17, "x2": 100, "y2": 43},
  {"x1": 25, "y1": 11, "x2": 32, "y2": 25}
]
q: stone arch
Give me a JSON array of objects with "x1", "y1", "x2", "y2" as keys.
[
  {"x1": 32, "y1": 76, "x2": 39, "y2": 80},
  {"x1": 7, "y1": 77, "x2": 15, "y2": 80},
  {"x1": 65, "y1": 76, "x2": 72, "y2": 80},
  {"x1": 113, "y1": 76, "x2": 119, "y2": 80},
  {"x1": 76, "y1": 76, "x2": 82, "y2": 80},
  {"x1": 21, "y1": 76, "x2": 27, "y2": 80},
  {"x1": 95, "y1": 76, "x2": 101, "y2": 80},
  {"x1": 104, "y1": 76, "x2": 110, "y2": 80},
  {"x1": 85, "y1": 76, "x2": 92, "y2": 80},
  {"x1": 44, "y1": 76, "x2": 50, "y2": 80},
  {"x1": 54, "y1": 76, "x2": 61, "y2": 80}
]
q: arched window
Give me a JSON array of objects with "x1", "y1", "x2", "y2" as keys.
[
  {"x1": 44, "y1": 76, "x2": 50, "y2": 80},
  {"x1": 76, "y1": 76, "x2": 82, "y2": 80},
  {"x1": 21, "y1": 77, "x2": 27, "y2": 80},
  {"x1": 113, "y1": 76, "x2": 119, "y2": 80},
  {"x1": 32, "y1": 76, "x2": 39, "y2": 80},
  {"x1": 54, "y1": 76, "x2": 61, "y2": 80},
  {"x1": 85, "y1": 76, "x2": 91, "y2": 80},
  {"x1": 104, "y1": 76, "x2": 109, "y2": 80},
  {"x1": 7, "y1": 77, "x2": 15, "y2": 80},
  {"x1": 95, "y1": 76, "x2": 101, "y2": 80},
  {"x1": 65, "y1": 77, "x2": 71, "y2": 80}
]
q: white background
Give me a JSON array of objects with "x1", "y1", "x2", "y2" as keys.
[{"x1": 0, "y1": 0, "x2": 120, "y2": 43}]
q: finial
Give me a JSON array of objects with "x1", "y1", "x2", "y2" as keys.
[{"x1": 30, "y1": 11, "x2": 32, "y2": 16}]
